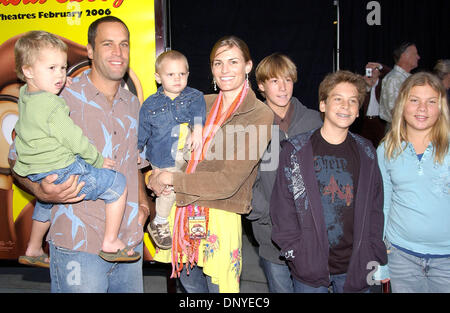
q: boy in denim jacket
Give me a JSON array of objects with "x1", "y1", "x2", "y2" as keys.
[{"x1": 138, "y1": 50, "x2": 206, "y2": 249}]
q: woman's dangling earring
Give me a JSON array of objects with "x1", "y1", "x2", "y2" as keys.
[
  {"x1": 213, "y1": 80, "x2": 217, "y2": 92},
  {"x1": 246, "y1": 73, "x2": 249, "y2": 85}
]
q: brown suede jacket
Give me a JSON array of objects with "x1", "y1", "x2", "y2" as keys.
[{"x1": 173, "y1": 88, "x2": 274, "y2": 214}]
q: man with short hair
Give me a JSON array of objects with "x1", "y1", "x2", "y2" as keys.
[
  {"x1": 379, "y1": 42, "x2": 420, "y2": 123},
  {"x1": 10, "y1": 16, "x2": 149, "y2": 292}
]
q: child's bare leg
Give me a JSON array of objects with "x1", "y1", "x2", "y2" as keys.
[
  {"x1": 25, "y1": 220, "x2": 50, "y2": 261},
  {"x1": 101, "y1": 187, "x2": 134, "y2": 256}
]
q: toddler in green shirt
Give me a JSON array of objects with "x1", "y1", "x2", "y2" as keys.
[{"x1": 13, "y1": 31, "x2": 140, "y2": 267}]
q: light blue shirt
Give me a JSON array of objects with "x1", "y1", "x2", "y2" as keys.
[{"x1": 377, "y1": 141, "x2": 450, "y2": 255}]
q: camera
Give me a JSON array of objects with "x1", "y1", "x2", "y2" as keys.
[{"x1": 365, "y1": 68, "x2": 373, "y2": 78}]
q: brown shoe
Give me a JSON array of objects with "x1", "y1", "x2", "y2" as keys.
[
  {"x1": 147, "y1": 220, "x2": 172, "y2": 249},
  {"x1": 18, "y1": 254, "x2": 50, "y2": 269},
  {"x1": 98, "y1": 246, "x2": 141, "y2": 263}
]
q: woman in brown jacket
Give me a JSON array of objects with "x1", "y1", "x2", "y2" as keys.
[{"x1": 150, "y1": 36, "x2": 273, "y2": 292}]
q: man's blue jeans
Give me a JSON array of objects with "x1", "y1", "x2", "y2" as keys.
[
  {"x1": 293, "y1": 273, "x2": 347, "y2": 293},
  {"x1": 260, "y1": 257, "x2": 293, "y2": 293},
  {"x1": 49, "y1": 241, "x2": 143, "y2": 293}
]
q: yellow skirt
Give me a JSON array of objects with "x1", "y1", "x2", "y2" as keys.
[{"x1": 153, "y1": 204, "x2": 242, "y2": 293}]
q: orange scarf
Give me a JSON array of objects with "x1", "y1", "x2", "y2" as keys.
[{"x1": 170, "y1": 82, "x2": 249, "y2": 278}]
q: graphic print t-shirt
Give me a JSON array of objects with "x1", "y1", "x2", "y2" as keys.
[{"x1": 311, "y1": 129, "x2": 359, "y2": 274}]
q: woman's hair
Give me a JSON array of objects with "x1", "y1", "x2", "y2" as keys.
[
  {"x1": 155, "y1": 50, "x2": 189, "y2": 74},
  {"x1": 433, "y1": 59, "x2": 450, "y2": 80},
  {"x1": 14, "y1": 31, "x2": 68, "y2": 82},
  {"x1": 382, "y1": 72, "x2": 449, "y2": 164},
  {"x1": 255, "y1": 53, "x2": 297, "y2": 85},
  {"x1": 209, "y1": 35, "x2": 251, "y2": 66},
  {"x1": 318, "y1": 70, "x2": 367, "y2": 108}
]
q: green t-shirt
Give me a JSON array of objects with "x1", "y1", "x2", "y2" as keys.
[{"x1": 14, "y1": 85, "x2": 103, "y2": 176}]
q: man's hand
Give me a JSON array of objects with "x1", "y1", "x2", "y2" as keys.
[
  {"x1": 10, "y1": 154, "x2": 86, "y2": 204},
  {"x1": 364, "y1": 62, "x2": 381, "y2": 81},
  {"x1": 365, "y1": 62, "x2": 382, "y2": 70},
  {"x1": 102, "y1": 158, "x2": 116, "y2": 169},
  {"x1": 38, "y1": 174, "x2": 86, "y2": 203}
]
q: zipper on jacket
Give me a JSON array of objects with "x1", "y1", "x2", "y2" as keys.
[{"x1": 309, "y1": 195, "x2": 331, "y2": 285}]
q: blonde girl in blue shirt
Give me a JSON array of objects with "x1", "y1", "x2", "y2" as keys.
[{"x1": 377, "y1": 72, "x2": 450, "y2": 293}]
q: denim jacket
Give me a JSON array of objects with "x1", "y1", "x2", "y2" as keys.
[{"x1": 138, "y1": 86, "x2": 206, "y2": 168}]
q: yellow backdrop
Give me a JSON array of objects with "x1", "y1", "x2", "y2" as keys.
[{"x1": 0, "y1": 0, "x2": 157, "y2": 259}]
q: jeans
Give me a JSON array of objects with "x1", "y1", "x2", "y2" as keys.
[
  {"x1": 49, "y1": 241, "x2": 143, "y2": 293},
  {"x1": 29, "y1": 156, "x2": 126, "y2": 222},
  {"x1": 293, "y1": 273, "x2": 360, "y2": 293},
  {"x1": 260, "y1": 257, "x2": 294, "y2": 293},
  {"x1": 179, "y1": 265, "x2": 220, "y2": 293},
  {"x1": 387, "y1": 240, "x2": 450, "y2": 293}
]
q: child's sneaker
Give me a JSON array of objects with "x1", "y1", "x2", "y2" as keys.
[{"x1": 148, "y1": 220, "x2": 172, "y2": 249}]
